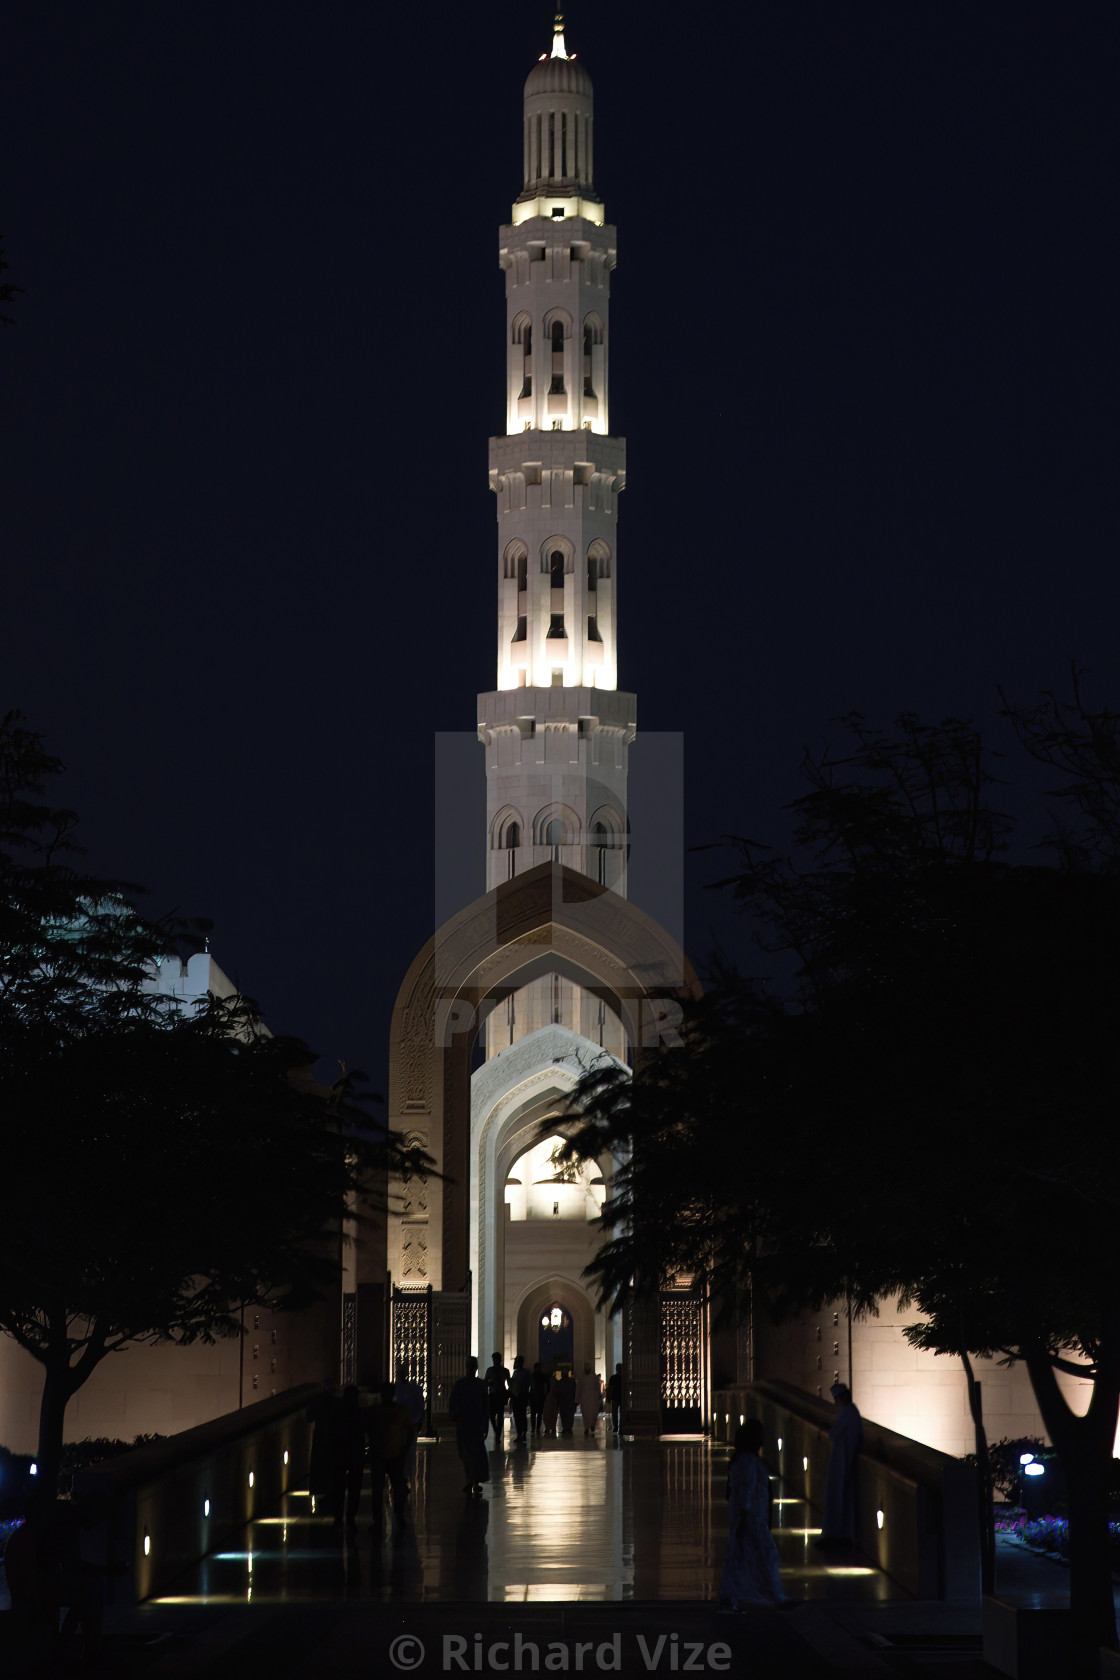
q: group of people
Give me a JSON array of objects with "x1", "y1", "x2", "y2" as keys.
[
  {"x1": 719, "y1": 1382, "x2": 863, "y2": 1612},
  {"x1": 449, "y1": 1355, "x2": 626, "y2": 1495},
  {"x1": 305, "y1": 1365, "x2": 426, "y2": 1528}
]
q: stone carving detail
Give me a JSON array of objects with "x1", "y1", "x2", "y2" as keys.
[
  {"x1": 401, "y1": 1221, "x2": 429, "y2": 1280},
  {"x1": 400, "y1": 972, "x2": 435, "y2": 1106},
  {"x1": 400, "y1": 1129, "x2": 429, "y2": 1216}
]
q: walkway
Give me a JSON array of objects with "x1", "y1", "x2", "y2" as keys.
[{"x1": 114, "y1": 1431, "x2": 901, "y2": 1676}]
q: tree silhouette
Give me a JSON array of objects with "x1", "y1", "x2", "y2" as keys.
[
  {"x1": 0, "y1": 712, "x2": 431, "y2": 1490},
  {"x1": 567, "y1": 700, "x2": 1120, "y2": 1669}
]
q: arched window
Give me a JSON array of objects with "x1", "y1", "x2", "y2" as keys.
[
  {"x1": 587, "y1": 556, "x2": 597, "y2": 593},
  {"x1": 504, "y1": 821, "x2": 520, "y2": 849},
  {"x1": 544, "y1": 818, "x2": 564, "y2": 846},
  {"x1": 504, "y1": 541, "x2": 528, "y2": 583},
  {"x1": 513, "y1": 316, "x2": 532, "y2": 399},
  {"x1": 549, "y1": 549, "x2": 565, "y2": 589},
  {"x1": 549, "y1": 319, "x2": 566, "y2": 396},
  {"x1": 588, "y1": 540, "x2": 611, "y2": 582}
]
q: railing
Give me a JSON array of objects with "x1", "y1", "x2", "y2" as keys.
[
  {"x1": 714, "y1": 1379, "x2": 980, "y2": 1599},
  {"x1": 74, "y1": 1384, "x2": 319, "y2": 1602}
]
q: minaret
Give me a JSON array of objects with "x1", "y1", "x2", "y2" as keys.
[{"x1": 478, "y1": 18, "x2": 636, "y2": 1011}]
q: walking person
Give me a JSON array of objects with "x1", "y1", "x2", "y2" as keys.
[
  {"x1": 719, "y1": 1420, "x2": 790, "y2": 1610},
  {"x1": 530, "y1": 1362, "x2": 549, "y2": 1435},
  {"x1": 557, "y1": 1367, "x2": 577, "y2": 1435},
  {"x1": 368, "y1": 1382, "x2": 416, "y2": 1526},
  {"x1": 449, "y1": 1357, "x2": 490, "y2": 1496},
  {"x1": 305, "y1": 1380, "x2": 339, "y2": 1515},
  {"x1": 577, "y1": 1363, "x2": 602, "y2": 1436},
  {"x1": 508, "y1": 1354, "x2": 532, "y2": 1443},
  {"x1": 485, "y1": 1351, "x2": 510, "y2": 1444},
  {"x1": 541, "y1": 1370, "x2": 560, "y2": 1436},
  {"x1": 816, "y1": 1382, "x2": 862, "y2": 1547},
  {"x1": 393, "y1": 1362, "x2": 426, "y2": 1487},
  {"x1": 607, "y1": 1363, "x2": 624, "y2": 1435},
  {"x1": 331, "y1": 1384, "x2": 367, "y2": 1528}
]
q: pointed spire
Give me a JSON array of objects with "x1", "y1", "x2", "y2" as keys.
[{"x1": 550, "y1": 12, "x2": 569, "y2": 60}]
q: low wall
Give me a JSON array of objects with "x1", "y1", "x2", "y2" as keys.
[
  {"x1": 75, "y1": 1383, "x2": 318, "y2": 1602},
  {"x1": 714, "y1": 1379, "x2": 979, "y2": 1600}
]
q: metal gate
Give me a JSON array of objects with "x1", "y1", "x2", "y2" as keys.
[
  {"x1": 659, "y1": 1290, "x2": 705, "y2": 1433},
  {"x1": 389, "y1": 1282, "x2": 471, "y2": 1431}
]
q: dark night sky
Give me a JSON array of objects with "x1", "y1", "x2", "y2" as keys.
[{"x1": 3, "y1": 3, "x2": 1118, "y2": 1093}]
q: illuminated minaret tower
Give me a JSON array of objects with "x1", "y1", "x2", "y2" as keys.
[{"x1": 478, "y1": 19, "x2": 635, "y2": 1068}]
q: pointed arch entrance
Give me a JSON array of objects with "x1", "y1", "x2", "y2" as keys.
[{"x1": 376, "y1": 861, "x2": 700, "y2": 1427}]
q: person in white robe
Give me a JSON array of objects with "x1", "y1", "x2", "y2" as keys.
[
  {"x1": 577, "y1": 1365, "x2": 602, "y2": 1436},
  {"x1": 719, "y1": 1420, "x2": 789, "y2": 1609}
]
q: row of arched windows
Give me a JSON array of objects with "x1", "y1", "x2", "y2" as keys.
[
  {"x1": 492, "y1": 805, "x2": 624, "y2": 850},
  {"x1": 512, "y1": 312, "x2": 604, "y2": 347},
  {"x1": 503, "y1": 539, "x2": 612, "y2": 584},
  {"x1": 512, "y1": 314, "x2": 603, "y2": 405}
]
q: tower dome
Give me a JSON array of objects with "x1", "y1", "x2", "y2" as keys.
[{"x1": 518, "y1": 15, "x2": 597, "y2": 204}]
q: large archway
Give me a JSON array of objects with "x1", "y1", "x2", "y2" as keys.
[{"x1": 376, "y1": 861, "x2": 699, "y2": 1425}]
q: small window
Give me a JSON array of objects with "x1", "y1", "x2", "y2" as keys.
[
  {"x1": 544, "y1": 818, "x2": 565, "y2": 846},
  {"x1": 549, "y1": 375, "x2": 565, "y2": 395},
  {"x1": 551, "y1": 206, "x2": 565, "y2": 220},
  {"x1": 512, "y1": 615, "x2": 527, "y2": 642},
  {"x1": 587, "y1": 557, "x2": 597, "y2": 593},
  {"x1": 551, "y1": 419, "x2": 563, "y2": 430},
  {"x1": 549, "y1": 550, "x2": 565, "y2": 587},
  {"x1": 505, "y1": 822, "x2": 521, "y2": 849},
  {"x1": 551, "y1": 322, "x2": 565, "y2": 354},
  {"x1": 517, "y1": 552, "x2": 527, "y2": 590},
  {"x1": 520, "y1": 376, "x2": 533, "y2": 398},
  {"x1": 587, "y1": 616, "x2": 602, "y2": 643},
  {"x1": 547, "y1": 614, "x2": 566, "y2": 639}
]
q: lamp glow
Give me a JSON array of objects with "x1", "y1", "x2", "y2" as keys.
[
  {"x1": 29, "y1": 1463, "x2": 37, "y2": 1476},
  {"x1": 283, "y1": 1451, "x2": 289, "y2": 1466},
  {"x1": 1019, "y1": 1452, "x2": 1035, "y2": 1465},
  {"x1": 876, "y1": 1509, "x2": 884, "y2": 1530},
  {"x1": 143, "y1": 1532, "x2": 151, "y2": 1556},
  {"x1": 248, "y1": 1471, "x2": 254, "y2": 1488},
  {"x1": 203, "y1": 1499, "x2": 210, "y2": 1517},
  {"x1": 1024, "y1": 1463, "x2": 1045, "y2": 1478},
  {"x1": 777, "y1": 1437, "x2": 783, "y2": 1452}
]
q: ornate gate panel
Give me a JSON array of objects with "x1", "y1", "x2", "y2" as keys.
[
  {"x1": 430, "y1": 1288, "x2": 471, "y2": 1420},
  {"x1": 391, "y1": 1282, "x2": 472, "y2": 1428},
  {"x1": 660, "y1": 1291, "x2": 705, "y2": 1433},
  {"x1": 390, "y1": 1283, "x2": 432, "y2": 1425}
]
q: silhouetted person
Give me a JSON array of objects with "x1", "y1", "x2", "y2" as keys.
[
  {"x1": 305, "y1": 1380, "x2": 339, "y2": 1513},
  {"x1": 719, "y1": 1420, "x2": 789, "y2": 1609},
  {"x1": 368, "y1": 1382, "x2": 415, "y2": 1525},
  {"x1": 577, "y1": 1363, "x2": 602, "y2": 1436},
  {"x1": 508, "y1": 1354, "x2": 531, "y2": 1443},
  {"x1": 5, "y1": 1489, "x2": 120, "y2": 1664},
  {"x1": 394, "y1": 1362, "x2": 426, "y2": 1486},
  {"x1": 485, "y1": 1351, "x2": 510, "y2": 1443},
  {"x1": 331, "y1": 1384, "x2": 367, "y2": 1527},
  {"x1": 530, "y1": 1362, "x2": 549, "y2": 1435},
  {"x1": 541, "y1": 1371, "x2": 560, "y2": 1436},
  {"x1": 449, "y1": 1356, "x2": 490, "y2": 1496},
  {"x1": 817, "y1": 1382, "x2": 862, "y2": 1547},
  {"x1": 557, "y1": 1368, "x2": 577, "y2": 1434},
  {"x1": 607, "y1": 1363, "x2": 624, "y2": 1434}
]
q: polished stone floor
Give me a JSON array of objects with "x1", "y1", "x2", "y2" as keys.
[{"x1": 154, "y1": 1428, "x2": 899, "y2": 1607}]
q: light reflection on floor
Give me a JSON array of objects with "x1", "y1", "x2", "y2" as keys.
[{"x1": 152, "y1": 1435, "x2": 900, "y2": 1606}]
